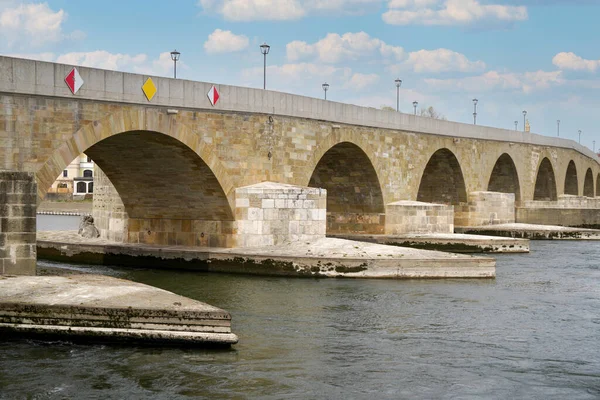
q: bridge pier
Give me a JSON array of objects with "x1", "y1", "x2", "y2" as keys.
[
  {"x1": 0, "y1": 172, "x2": 37, "y2": 276},
  {"x1": 517, "y1": 196, "x2": 600, "y2": 228}
]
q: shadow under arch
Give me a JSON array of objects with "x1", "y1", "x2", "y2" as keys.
[
  {"x1": 583, "y1": 168, "x2": 594, "y2": 197},
  {"x1": 417, "y1": 148, "x2": 467, "y2": 205},
  {"x1": 534, "y1": 157, "x2": 557, "y2": 201},
  {"x1": 85, "y1": 130, "x2": 233, "y2": 221},
  {"x1": 308, "y1": 141, "x2": 385, "y2": 233},
  {"x1": 35, "y1": 109, "x2": 235, "y2": 210},
  {"x1": 487, "y1": 153, "x2": 521, "y2": 203},
  {"x1": 564, "y1": 160, "x2": 579, "y2": 196}
]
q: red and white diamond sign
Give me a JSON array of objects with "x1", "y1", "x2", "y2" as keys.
[
  {"x1": 65, "y1": 67, "x2": 84, "y2": 94},
  {"x1": 207, "y1": 85, "x2": 219, "y2": 106}
]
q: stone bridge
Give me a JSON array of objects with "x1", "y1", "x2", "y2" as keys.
[{"x1": 1, "y1": 55, "x2": 599, "y2": 275}]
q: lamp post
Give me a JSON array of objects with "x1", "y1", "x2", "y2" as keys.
[
  {"x1": 170, "y1": 50, "x2": 180, "y2": 79},
  {"x1": 473, "y1": 98, "x2": 478, "y2": 125},
  {"x1": 514, "y1": 121, "x2": 518, "y2": 131},
  {"x1": 322, "y1": 83, "x2": 329, "y2": 100},
  {"x1": 594, "y1": 140, "x2": 596, "y2": 153},
  {"x1": 578, "y1": 130, "x2": 582, "y2": 144},
  {"x1": 522, "y1": 110, "x2": 527, "y2": 132},
  {"x1": 395, "y1": 78, "x2": 402, "y2": 112},
  {"x1": 413, "y1": 101, "x2": 418, "y2": 115},
  {"x1": 557, "y1": 120, "x2": 560, "y2": 137},
  {"x1": 260, "y1": 42, "x2": 270, "y2": 90}
]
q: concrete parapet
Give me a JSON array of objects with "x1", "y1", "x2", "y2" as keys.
[
  {"x1": 385, "y1": 201, "x2": 454, "y2": 234},
  {"x1": 0, "y1": 172, "x2": 36, "y2": 275},
  {"x1": 454, "y1": 191, "x2": 515, "y2": 227},
  {"x1": 233, "y1": 182, "x2": 326, "y2": 247}
]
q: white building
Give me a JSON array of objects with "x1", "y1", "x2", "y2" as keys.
[{"x1": 47, "y1": 154, "x2": 94, "y2": 198}]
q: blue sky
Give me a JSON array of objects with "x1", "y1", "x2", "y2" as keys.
[{"x1": 1, "y1": 0, "x2": 599, "y2": 149}]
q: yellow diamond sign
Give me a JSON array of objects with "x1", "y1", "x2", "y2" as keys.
[{"x1": 142, "y1": 77, "x2": 157, "y2": 101}]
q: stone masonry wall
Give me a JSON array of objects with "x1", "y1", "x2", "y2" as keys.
[
  {"x1": 385, "y1": 201, "x2": 454, "y2": 234},
  {"x1": 234, "y1": 182, "x2": 326, "y2": 247},
  {"x1": 92, "y1": 167, "x2": 128, "y2": 243},
  {"x1": 454, "y1": 192, "x2": 515, "y2": 227},
  {"x1": 0, "y1": 172, "x2": 36, "y2": 275}
]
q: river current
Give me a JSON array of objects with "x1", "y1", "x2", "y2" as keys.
[{"x1": 0, "y1": 216, "x2": 599, "y2": 399}]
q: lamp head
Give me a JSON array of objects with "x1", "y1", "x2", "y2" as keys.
[
  {"x1": 322, "y1": 82, "x2": 329, "y2": 91},
  {"x1": 395, "y1": 78, "x2": 402, "y2": 87},
  {"x1": 170, "y1": 50, "x2": 180, "y2": 62},
  {"x1": 260, "y1": 42, "x2": 270, "y2": 55}
]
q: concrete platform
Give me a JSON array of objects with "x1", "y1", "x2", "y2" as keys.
[
  {"x1": 329, "y1": 233, "x2": 529, "y2": 253},
  {"x1": 455, "y1": 223, "x2": 600, "y2": 240},
  {"x1": 37, "y1": 231, "x2": 496, "y2": 279},
  {"x1": 0, "y1": 274, "x2": 238, "y2": 346}
]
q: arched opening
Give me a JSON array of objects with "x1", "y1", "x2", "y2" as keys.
[
  {"x1": 534, "y1": 158, "x2": 557, "y2": 201},
  {"x1": 76, "y1": 182, "x2": 86, "y2": 193},
  {"x1": 564, "y1": 160, "x2": 578, "y2": 195},
  {"x1": 83, "y1": 130, "x2": 234, "y2": 246},
  {"x1": 83, "y1": 169, "x2": 93, "y2": 178},
  {"x1": 417, "y1": 149, "x2": 467, "y2": 205},
  {"x1": 308, "y1": 142, "x2": 385, "y2": 234},
  {"x1": 487, "y1": 153, "x2": 521, "y2": 203},
  {"x1": 583, "y1": 168, "x2": 594, "y2": 197}
]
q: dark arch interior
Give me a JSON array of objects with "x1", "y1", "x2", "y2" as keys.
[
  {"x1": 487, "y1": 153, "x2": 521, "y2": 203},
  {"x1": 534, "y1": 158, "x2": 557, "y2": 201},
  {"x1": 583, "y1": 168, "x2": 594, "y2": 197},
  {"x1": 564, "y1": 160, "x2": 579, "y2": 195},
  {"x1": 417, "y1": 149, "x2": 467, "y2": 205},
  {"x1": 597, "y1": 174, "x2": 600, "y2": 197},
  {"x1": 85, "y1": 130, "x2": 233, "y2": 221},
  {"x1": 308, "y1": 142, "x2": 385, "y2": 233}
]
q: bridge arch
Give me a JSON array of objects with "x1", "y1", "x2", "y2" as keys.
[
  {"x1": 564, "y1": 160, "x2": 579, "y2": 195},
  {"x1": 417, "y1": 148, "x2": 467, "y2": 205},
  {"x1": 36, "y1": 109, "x2": 235, "y2": 211},
  {"x1": 534, "y1": 157, "x2": 557, "y2": 201},
  {"x1": 487, "y1": 153, "x2": 521, "y2": 203},
  {"x1": 308, "y1": 141, "x2": 385, "y2": 233},
  {"x1": 583, "y1": 168, "x2": 594, "y2": 197}
]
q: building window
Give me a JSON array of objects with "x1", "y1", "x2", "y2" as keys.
[
  {"x1": 83, "y1": 170, "x2": 93, "y2": 178},
  {"x1": 63, "y1": 170, "x2": 68, "y2": 177},
  {"x1": 77, "y1": 182, "x2": 86, "y2": 193},
  {"x1": 58, "y1": 183, "x2": 68, "y2": 189},
  {"x1": 87, "y1": 156, "x2": 92, "y2": 163},
  {"x1": 88, "y1": 182, "x2": 94, "y2": 193}
]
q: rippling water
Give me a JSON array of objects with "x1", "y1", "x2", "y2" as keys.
[{"x1": 2, "y1": 226, "x2": 599, "y2": 398}]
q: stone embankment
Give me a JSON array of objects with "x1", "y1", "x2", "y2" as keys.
[
  {"x1": 0, "y1": 274, "x2": 238, "y2": 346},
  {"x1": 37, "y1": 231, "x2": 496, "y2": 279}
]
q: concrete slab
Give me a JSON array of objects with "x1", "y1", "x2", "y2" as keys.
[
  {"x1": 37, "y1": 231, "x2": 495, "y2": 279},
  {"x1": 0, "y1": 274, "x2": 238, "y2": 346},
  {"x1": 455, "y1": 223, "x2": 600, "y2": 240},
  {"x1": 329, "y1": 233, "x2": 529, "y2": 253}
]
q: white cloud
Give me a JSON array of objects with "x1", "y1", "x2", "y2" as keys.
[
  {"x1": 0, "y1": 2, "x2": 84, "y2": 48},
  {"x1": 204, "y1": 29, "x2": 249, "y2": 54},
  {"x1": 344, "y1": 73, "x2": 380, "y2": 89},
  {"x1": 7, "y1": 50, "x2": 184, "y2": 77},
  {"x1": 198, "y1": 0, "x2": 382, "y2": 21},
  {"x1": 425, "y1": 70, "x2": 563, "y2": 93},
  {"x1": 553, "y1": 52, "x2": 600, "y2": 72},
  {"x1": 383, "y1": 0, "x2": 528, "y2": 27},
  {"x1": 287, "y1": 32, "x2": 404, "y2": 63},
  {"x1": 405, "y1": 48, "x2": 485, "y2": 73}
]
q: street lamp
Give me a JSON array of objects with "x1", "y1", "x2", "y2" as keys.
[
  {"x1": 473, "y1": 98, "x2": 478, "y2": 125},
  {"x1": 413, "y1": 101, "x2": 418, "y2": 115},
  {"x1": 395, "y1": 78, "x2": 402, "y2": 112},
  {"x1": 594, "y1": 140, "x2": 596, "y2": 153},
  {"x1": 322, "y1": 83, "x2": 329, "y2": 100},
  {"x1": 557, "y1": 120, "x2": 560, "y2": 137},
  {"x1": 260, "y1": 42, "x2": 270, "y2": 90},
  {"x1": 170, "y1": 49, "x2": 180, "y2": 79},
  {"x1": 578, "y1": 130, "x2": 582, "y2": 144},
  {"x1": 522, "y1": 110, "x2": 527, "y2": 132},
  {"x1": 514, "y1": 121, "x2": 518, "y2": 131}
]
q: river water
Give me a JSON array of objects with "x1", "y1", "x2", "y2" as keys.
[{"x1": 0, "y1": 216, "x2": 599, "y2": 399}]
